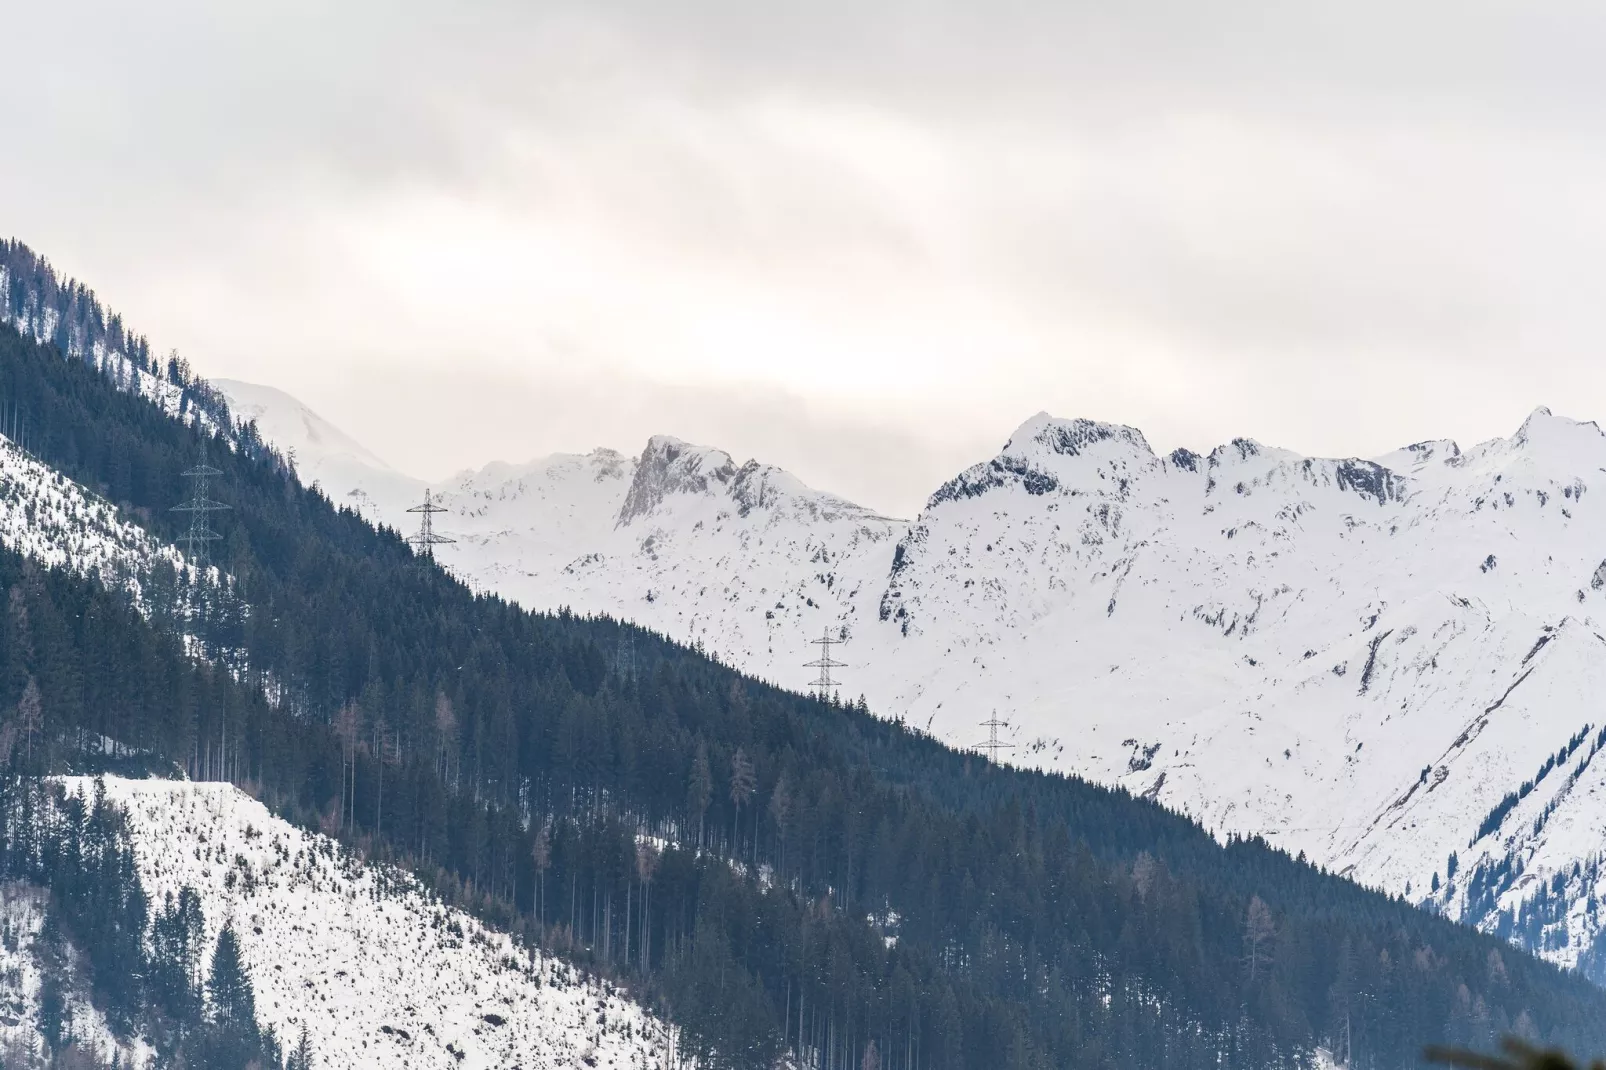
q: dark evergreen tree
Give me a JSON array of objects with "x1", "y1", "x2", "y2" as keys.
[
  {"x1": 195, "y1": 921, "x2": 265, "y2": 1069},
  {"x1": 149, "y1": 888, "x2": 204, "y2": 1030},
  {"x1": 206, "y1": 922, "x2": 255, "y2": 1031},
  {"x1": 287, "y1": 1024, "x2": 315, "y2": 1070}
]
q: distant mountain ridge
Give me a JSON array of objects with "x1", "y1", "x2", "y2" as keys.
[{"x1": 219, "y1": 380, "x2": 1606, "y2": 980}]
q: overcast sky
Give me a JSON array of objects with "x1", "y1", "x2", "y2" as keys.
[{"x1": 8, "y1": 2, "x2": 1606, "y2": 516}]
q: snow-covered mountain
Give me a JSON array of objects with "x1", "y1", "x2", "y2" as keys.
[
  {"x1": 224, "y1": 381, "x2": 1606, "y2": 976},
  {"x1": 865, "y1": 407, "x2": 1606, "y2": 972},
  {"x1": 212, "y1": 379, "x2": 906, "y2": 669},
  {"x1": 26, "y1": 777, "x2": 670, "y2": 1070},
  {"x1": 440, "y1": 435, "x2": 904, "y2": 665}
]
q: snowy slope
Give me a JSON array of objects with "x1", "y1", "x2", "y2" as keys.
[
  {"x1": 210, "y1": 381, "x2": 1606, "y2": 976},
  {"x1": 62, "y1": 777, "x2": 669, "y2": 1070},
  {"x1": 0, "y1": 431, "x2": 193, "y2": 599}
]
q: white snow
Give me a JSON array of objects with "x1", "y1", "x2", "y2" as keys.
[
  {"x1": 213, "y1": 378, "x2": 419, "y2": 516},
  {"x1": 0, "y1": 432, "x2": 190, "y2": 599},
  {"x1": 61, "y1": 777, "x2": 670, "y2": 1070}
]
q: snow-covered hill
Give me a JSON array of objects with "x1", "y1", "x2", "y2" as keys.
[
  {"x1": 61, "y1": 777, "x2": 669, "y2": 1070},
  {"x1": 225, "y1": 381, "x2": 1606, "y2": 976}
]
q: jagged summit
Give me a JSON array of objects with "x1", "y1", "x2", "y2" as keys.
[
  {"x1": 1509, "y1": 404, "x2": 1606, "y2": 451},
  {"x1": 617, "y1": 436, "x2": 740, "y2": 523},
  {"x1": 617, "y1": 434, "x2": 891, "y2": 526},
  {"x1": 1002, "y1": 412, "x2": 1157, "y2": 459}
]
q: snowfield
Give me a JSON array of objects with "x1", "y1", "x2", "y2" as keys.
[
  {"x1": 222, "y1": 381, "x2": 1606, "y2": 976},
  {"x1": 61, "y1": 777, "x2": 669, "y2": 1070}
]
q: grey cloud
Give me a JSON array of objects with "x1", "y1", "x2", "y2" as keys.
[{"x1": 7, "y1": 2, "x2": 1606, "y2": 515}]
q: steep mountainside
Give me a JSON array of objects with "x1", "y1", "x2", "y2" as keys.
[{"x1": 235, "y1": 379, "x2": 1606, "y2": 978}]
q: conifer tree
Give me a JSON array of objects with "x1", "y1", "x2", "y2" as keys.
[
  {"x1": 16, "y1": 676, "x2": 40, "y2": 767},
  {"x1": 288, "y1": 1025, "x2": 315, "y2": 1070},
  {"x1": 728, "y1": 747, "x2": 755, "y2": 855},
  {"x1": 687, "y1": 745, "x2": 712, "y2": 849},
  {"x1": 207, "y1": 922, "x2": 255, "y2": 1031}
]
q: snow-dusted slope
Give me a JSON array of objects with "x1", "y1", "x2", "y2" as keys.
[
  {"x1": 217, "y1": 379, "x2": 1606, "y2": 975},
  {"x1": 64, "y1": 777, "x2": 668, "y2": 1070},
  {"x1": 0, "y1": 432, "x2": 191, "y2": 597}
]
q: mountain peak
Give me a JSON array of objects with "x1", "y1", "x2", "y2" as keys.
[
  {"x1": 1003, "y1": 412, "x2": 1156, "y2": 459},
  {"x1": 1485, "y1": 406, "x2": 1606, "y2": 471},
  {"x1": 1512, "y1": 404, "x2": 1602, "y2": 444},
  {"x1": 618, "y1": 436, "x2": 739, "y2": 523}
]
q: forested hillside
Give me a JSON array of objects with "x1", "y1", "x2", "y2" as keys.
[{"x1": 5, "y1": 299, "x2": 1606, "y2": 1069}]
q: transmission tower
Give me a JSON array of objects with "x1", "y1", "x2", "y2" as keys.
[
  {"x1": 804, "y1": 628, "x2": 847, "y2": 702},
  {"x1": 976, "y1": 713, "x2": 1015, "y2": 765},
  {"x1": 406, "y1": 489, "x2": 455, "y2": 559},
  {"x1": 172, "y1": 455, "x2": 230, "y2": 570}
]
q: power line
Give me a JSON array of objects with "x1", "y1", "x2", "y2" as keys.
[
  {"x1": 172, "y1": 451, "x2": 229, "y2": 570},
  {"x1": 804, "y1": 628, "x2": 847, "y2": 702},
  {"x1": 406, "y1": 489, "x2": 455, "y2": 560},
  {"x1": 976, "y1": 713, "x2": 1015, "y2": 765}
]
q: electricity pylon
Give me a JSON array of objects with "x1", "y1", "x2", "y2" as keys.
[
  {"x1": 172, "y1": 455, "x2": 229, "y2": 570},
  {"x1": 805, "y1": 628, "x2": 847, "y2": 702},
  {"x1": 976, "y1": 713, "x2": 1015, "y2": 765},
  {"x1": 407, "y1": 489, "x2": 455, "y2": 559}
]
